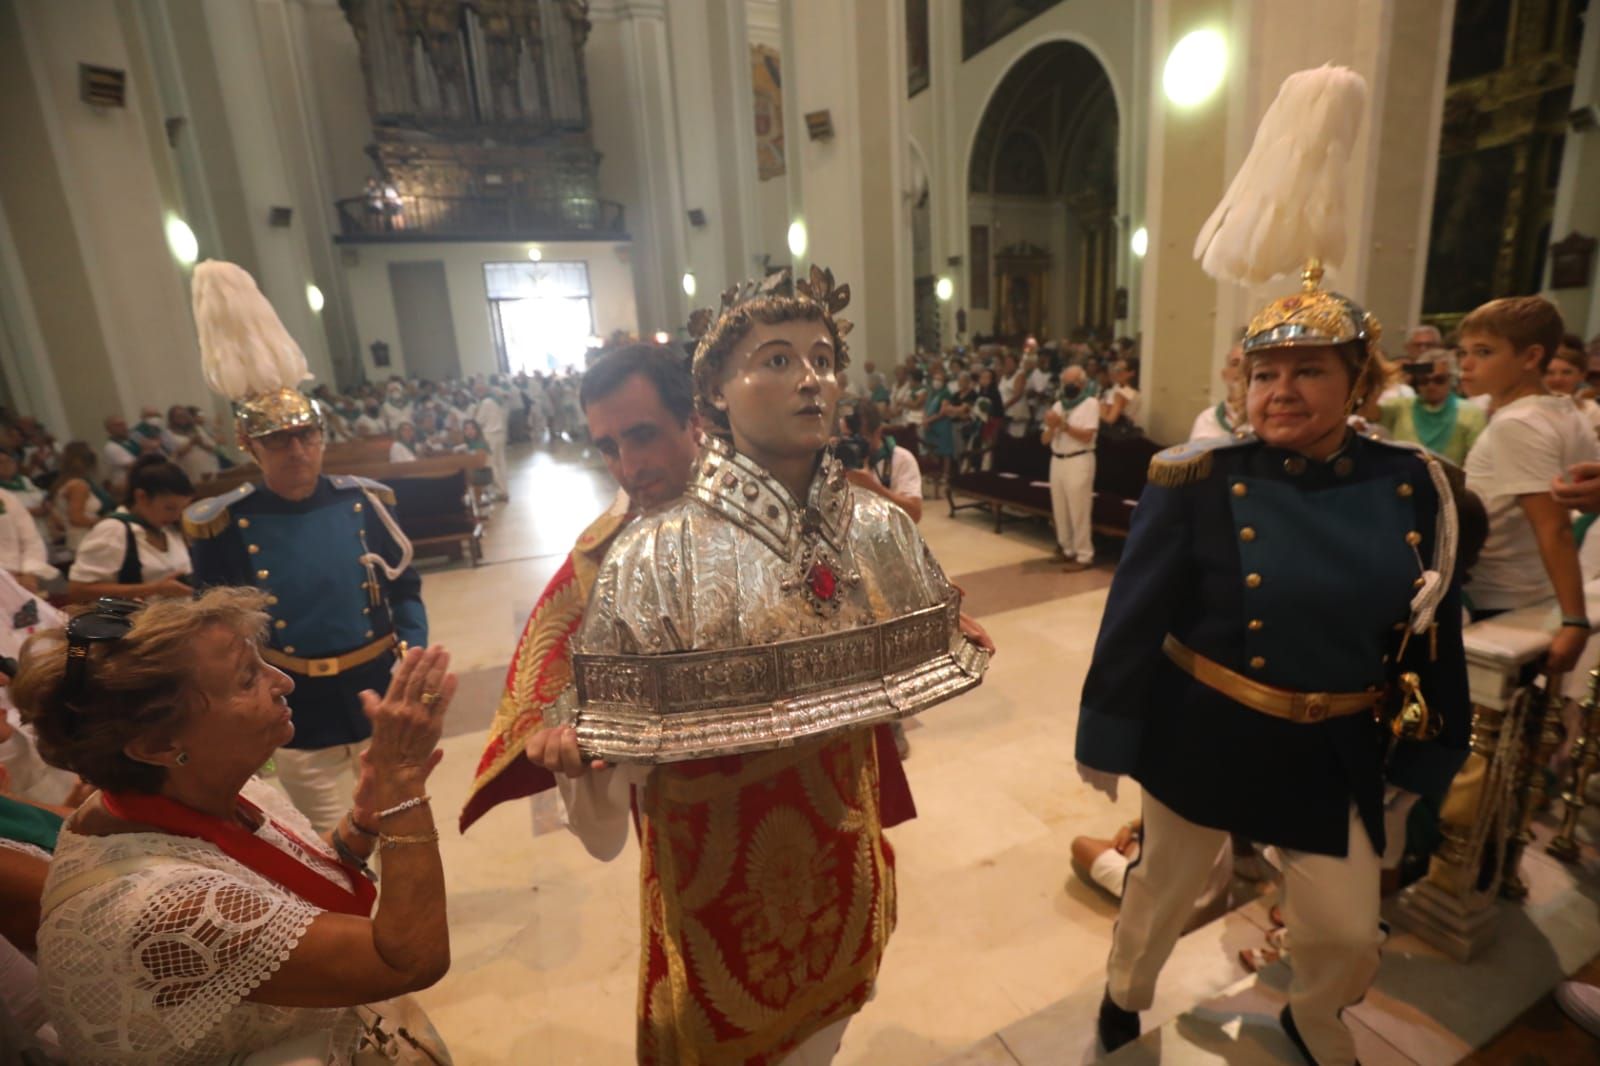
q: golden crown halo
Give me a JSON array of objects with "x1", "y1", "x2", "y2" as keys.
[{"x1": 686, "y1": 265, "x2": 854, "y2": 350}]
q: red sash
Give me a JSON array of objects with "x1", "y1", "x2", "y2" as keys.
[{"x1": 102, "y1": 791, "x2": 376, "y2": 917}]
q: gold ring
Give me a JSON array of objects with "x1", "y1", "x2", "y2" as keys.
[{"x1": 420, "y1": 691, "x2": 441, "y2": 706}]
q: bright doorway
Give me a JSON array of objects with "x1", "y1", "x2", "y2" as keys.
[{"x1": 484, "y1": 260, "x2": 596, "y2": 374}]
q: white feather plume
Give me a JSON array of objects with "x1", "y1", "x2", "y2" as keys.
[
  {"x1": 192, "y1": 260, "x2": 312, "y2": 402},
  {"x1": 1193, "y1": 65, "x2": 1369, "y2": 286}
]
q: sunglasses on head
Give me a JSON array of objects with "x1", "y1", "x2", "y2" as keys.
[{"x1": 62, "y1": 598, "x2": 141, "y2": 704}]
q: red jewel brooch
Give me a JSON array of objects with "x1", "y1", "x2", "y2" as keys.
[{"x1": 806, "y1": 560, "x2": 839, "y2": 603}]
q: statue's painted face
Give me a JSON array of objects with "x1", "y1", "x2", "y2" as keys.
[{"x1": 713, "y1": 317, "x2": 840, "y2": 472}]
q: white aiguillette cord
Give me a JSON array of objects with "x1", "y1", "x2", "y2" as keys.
[
  {"x1": 1408, "y1": 456, "x2": 1457, "y2": 636},
  {"x1": 357, "y1": 486, "x2": 414, "y2": 581}
]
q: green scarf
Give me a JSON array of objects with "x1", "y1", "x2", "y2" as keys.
[
  {"x1": 113, "y1": 436, "x2": 141, "y2": 459},
  {"x1": 1213, "y1": 401, "x2": 1235, "y2": 435},
  {"x1": 0, "y1": 795, "x2": 62, "y2": 853},
  {"x1": 0, "y1": 475, "x2": 27, "y2": 493},
  {"x1": 1410, "y1": 394, "x2": 1459, "y2": 456},
  {"x1": 1058, "y1": 387, "x2": 1091, "y2": 412}
]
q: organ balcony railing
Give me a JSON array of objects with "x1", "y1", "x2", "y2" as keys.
[{"x1": 334, "y1": 193, "x2": 626, "y2": 241}]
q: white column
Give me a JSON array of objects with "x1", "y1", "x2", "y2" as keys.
[{"x1": 589, "y1": 0, "x2": 689, "y2": 335}]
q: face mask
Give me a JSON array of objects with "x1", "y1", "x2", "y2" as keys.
[{"x1": 1061, "y1": 384, "x2": 1083, "y2": 399}]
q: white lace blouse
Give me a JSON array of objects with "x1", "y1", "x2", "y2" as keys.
[{"x1": 36, "y1": 778, "x2": 364, "y2": 1065}]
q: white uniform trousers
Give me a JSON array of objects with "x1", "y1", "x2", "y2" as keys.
[
  {"x1": 1049, "y1": 452, "x2": 1096, "y2": 562},
  {"x1": 486, "y1": 431, "x2": 510, "y2": 496},
  {"x1": 1108, "y1": 791, "x2": 1381, "y2": 1066},
  {"x1": 273, "y1": 740, "x2": 371, "y2": 833}
]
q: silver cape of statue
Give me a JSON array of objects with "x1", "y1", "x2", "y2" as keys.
[{"x1": 553, "y1": 435, "x2": 990, "y2": 763}]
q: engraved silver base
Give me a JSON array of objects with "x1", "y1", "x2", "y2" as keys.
[{"x1": 568, "y1": 601, "x2": 990, "y2": 763}]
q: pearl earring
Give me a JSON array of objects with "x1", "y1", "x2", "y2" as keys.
[{"x1": 175, "y1": 751, "x2": 190, "y2": 766}]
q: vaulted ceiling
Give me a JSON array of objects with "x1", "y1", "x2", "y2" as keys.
[{"x1": 967, "y1": 40, "x2": 1117, "y2": 204}]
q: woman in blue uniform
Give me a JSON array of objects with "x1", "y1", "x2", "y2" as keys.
[{"x1": 1077, "y1": 279, "x2": 1475, "y2": 1065}]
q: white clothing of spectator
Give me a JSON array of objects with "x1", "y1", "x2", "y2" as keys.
[
  {"x1": 0, "y1": 488, "x2": 56, "y2": 589},
  {"x1": 67, "y1": 512, "x2": 193, "y2": 589},
  {"x1": 473, "y1": 387, "x2": 510, "y2": 497},
  {"x1": 1026, "y1": 364, "x2": 1056, "y2": 423},
  {"x1": 999, "y1": 366, "x2": 1031, "y2": 438},
  {"x1": 1043, "y1": 369, "x2": 1100, "y2": 568},
  {"x1": 389, "y1": 439, "x2": 418, "y2": 463},
  {"x1": 99, "y1": 438, "x2": 139, "y2": 497},
  {"x1": 1465, "y1": 394, "x2": 1600, "y2": 610},
  {"x1": 1190, "y1": 403, "x2": 1247, "y2": 442},
  {"x1": 352, "y1": 410, "x2": 385, "y2": 437},
  {"x1": 0, "y1": 569, "x2": 74, "y2": 807}
]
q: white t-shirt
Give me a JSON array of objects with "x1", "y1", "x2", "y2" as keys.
[
  {"x1": 1189, "y1": 404, "x2": 1246, "y2": 442},
  {"x1": 389, "y1": 440, "x2": 418, "y2": 463},
  {"x1": 1049, "y1": 399, "x2": 1100, "y2": 456},
  {"x1": 998, "y1": 375, "x2": 1030, "y2": 436},
  {"x1": 68, "y1": 514, "x2": 193, "y2": 587},
  {"x1": 1027, "y1": 368, "x2": 1055, "y2": 419},
  {"x1": 876, "y1": 444, "x2": 922, "y2": 499},
  {"x1": 1105, "y1": 384, "x2": 1141, "y2": 424},
  {"x1": 0, "y1": 488, "x2": 54, "y2": 582},
  {"x1": 1465, "y1": 394, "x2": 1600, "y2": 610},
  {"x1": 473, "y1": 395, "x2": 507, "y2": 437}
]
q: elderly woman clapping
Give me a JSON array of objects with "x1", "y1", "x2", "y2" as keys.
[{"x1": 11, "y1": 587, "x2": 456, "y2": 1065}]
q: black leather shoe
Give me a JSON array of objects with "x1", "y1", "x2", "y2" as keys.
[
  {"x1": 1098, "y1": 989, "x2": 1140, "y2": 1053},
  {"x1": 1279, "y1": 1004, "x2": 1360, "y2": 1065}
]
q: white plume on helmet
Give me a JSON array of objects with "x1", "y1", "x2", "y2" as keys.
[
  {"x1": 1193, "y1": 64, "x2": 1368, "y2": 286},
  {"x1": 192, "y1": 260, "x2": 312, "y2": 402}
]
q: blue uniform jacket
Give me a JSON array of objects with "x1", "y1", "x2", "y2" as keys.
[
  {"x1": 1076, "y1": 433, "x2": 1472, "y2": 857},
  {"x1": 184, "y1": 475, "x2": 428, "y2": 749}
]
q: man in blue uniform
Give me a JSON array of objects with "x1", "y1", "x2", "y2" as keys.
[{"x1": 183, "y1": 260, "x2": 426, "y2": 831}]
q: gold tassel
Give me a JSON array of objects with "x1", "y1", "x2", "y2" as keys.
[{"x1": 1147, "y1": 449, "x2": 1215, "y2": 488}]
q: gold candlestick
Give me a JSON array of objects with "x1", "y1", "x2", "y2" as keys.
[{"x1": 1548, "y1": 668, "x2": 1600, "y2": 862}]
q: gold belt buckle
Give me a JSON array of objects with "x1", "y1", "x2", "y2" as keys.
[
  {"x1": 306, "y1": 656, "x2": 340, "y2": 678},
  {"x1": 1301, "y1": 692, "x2": 1329, "y2": 723}
]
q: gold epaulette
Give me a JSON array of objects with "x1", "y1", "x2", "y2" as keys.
[
  {"x1": 1146, "y1": 436, "x2": 1251, "y2": 489},
  {"x1": 182, "y1": 483, "x2": 255, "y2": 539}
]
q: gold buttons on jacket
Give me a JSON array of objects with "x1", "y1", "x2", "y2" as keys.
[
  {"x1": 1397, "y1": 483, "x2": 1414, "y2": 498},
  {"x1": 1248, "y1": 619, "x2": 1264, "y2": 632},
  {"x1": 1245, "y1": 573, "x2": 1262, "y2": 589},
  {"x1": 247, "y1": 544, "x2": 260, "y2": 554},
  {"x1": 257, "y1": 569, "x2": 269, "y2": 580},
  {"x1": 1239, "y1": 527, "x2": 1257, "y2": 543},
  {"x1": 1232, "y1": 482, "x2": 1248, "y2": 497},
  {"x1": 275, "y1": 620, "x2": 286, "y2": 630},
  {"x1": 238, "y1": 518, "x2": 251, "y2": 529},
  {"x1": 1283, "y1": 457, "x2": 1307, "y2": 476},
  {"x1": 1413, "y1": 577, "x2": 1426, "y2": 589},
  {"x1": 1406, "y1": 531, "x2": 1422, "y2": 546},
  {"x1": 1333, "y1": 457, "x2": 1354, "y2": 478},
  {"x1": 284, "y1": 646, "x2": 296, "y2": 655},
  {"x1": 354, "y1": 502, "x2": 363, "y2": 513},
  {"x1": 365, "y1": 629, "x2": 374, "y2": 639},
  {"x1": 266, "y1": 595, "x2": 279, "y2": 605},
  {"x1": 1250, "y1": 656, "x2": 1266, "y2": 670}
]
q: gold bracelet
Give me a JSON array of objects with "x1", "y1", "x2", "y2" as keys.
[{"x1": 378, "y1": 830, "x2": 441, "y2": 850}]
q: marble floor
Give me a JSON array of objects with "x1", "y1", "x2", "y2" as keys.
[{"x1": 401, "y1": 442, "x2": 1597, "y2": 1065}]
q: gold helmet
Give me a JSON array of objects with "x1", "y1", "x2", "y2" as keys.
[
  {"x1": 1243, "y1": 261, "x2": 1382, "y2": 361},
  {"x1": 191, "y1": 260, "x2": 322, "y2": 440}
]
